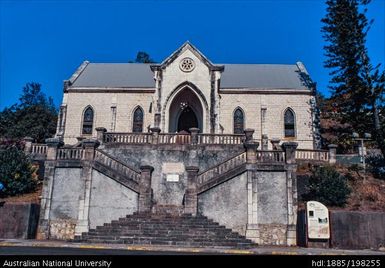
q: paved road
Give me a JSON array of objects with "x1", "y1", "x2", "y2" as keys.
[
  {"x1": 0, "y1": 239, "x2": 384, "y2": 256},
  {"x1": 0, "y1": 246, "x2": 216, "y2": 255}
]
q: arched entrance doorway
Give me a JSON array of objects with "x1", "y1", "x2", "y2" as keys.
[
  {"x1": 177, "y1": 106, "x2": 198, "y2": 132},
  {"x1": 168, "y1": 88, "x2": 203, "y2": 133}
]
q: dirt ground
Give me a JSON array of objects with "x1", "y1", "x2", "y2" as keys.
[{"x1": 0, "y1": 184, "x2": 42, "y2": 204}]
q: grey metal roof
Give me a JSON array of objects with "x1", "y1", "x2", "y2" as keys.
[
  {"x1": 220, "y1": 64, "x2": 307, "y2": 89},
  {"x1": 70, "y1": 62, "x2": 309, "y2": 90},
  {"x1": 71, "y1": 63, "x2": 155, "y2": 88}
]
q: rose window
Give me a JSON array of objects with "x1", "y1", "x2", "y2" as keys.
[{"x1": 179, "y1": 58, "x2": 195, "y2": 72}]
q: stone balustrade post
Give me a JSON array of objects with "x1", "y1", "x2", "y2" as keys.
[
  {"x1": 95, "y1": 127, "x2": 107, "y2": 144},
  {"x1": 150, "y1": 127, "x2": 161, "y2": 144},
  {"x1": 282, "y1": 142, "x2": 298, "y2": 164},
  {"x1": 328, "y1": 144, "x2": 337, "y2": 164},
  {"x1": 82, "y1": 139, "x2": 100, "y2": 160},
  {"x1": 262, "y1": 134, "x2": 269, "y2": 150},
  {"x1": 23, "y1": 137, "x2": 34, "y2": 154},
  {"x1": 184, "y1": 166, "x2": 199, "y2": 216},
  {"x1": 36, "y1": 137, "x2": 63, "y2": 239},
  {"x1": 139, "y1": 165, "x2": 154, "y2": 213},
  {"x1": 281, "y1": 142, "x2": 298, "y2": 246},
  {"x1": 189, "y1": 128, "x2": 200, "y2": 145},
  {"x1": 244, "y1": 128, "x2": 255, "y2": 142},
  {"x1": 45, "y1": 138, "x2": 64, "y2": 160},
  {"x1": 270, "y1": 138, "x2": 281, "y2": 150},
  {"x1": 244, "y1": 141, "x2": 259, "y2": 164}
]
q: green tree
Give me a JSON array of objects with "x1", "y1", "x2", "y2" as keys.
[
  {"x1": 135, "y1": 51, "x2": 155, "y2": 63},
  {"x1": 0, "y1": 83, "x2": 57, "y2": 143},
  {"x1": 0, "y1": 144, "x2": 37, "y2": 197},
  {"x1": 321, "y1": 0, "x2": 385, "y2": 155},
  {"x1": 303, "y1": 166, "x2": 351, "y2": 207}
]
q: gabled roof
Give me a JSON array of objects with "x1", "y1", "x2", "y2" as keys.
[
  {"x1": 220, "y1": 64, "x2": 309, "y2": 89},
  {"x1": 67, "y1": 42, "x2": 313, "y2": 91},
  {"x1": 68, "y1": 62, "x2": 311, "y2": 90},
  {"x1": 150, "y1": 41, "x2": 224, "y2": 71},
  {"x1": 71, "y1": 63, "x2": 154, "y2": 88}
]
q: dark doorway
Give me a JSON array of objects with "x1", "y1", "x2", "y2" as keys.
[{"x1": 177, "y1": 107, "x2": 198, "y2": 132}]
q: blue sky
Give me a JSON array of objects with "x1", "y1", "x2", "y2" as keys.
[{"x1": 0, "y1": 0, "x2": 384, "y2": 109}]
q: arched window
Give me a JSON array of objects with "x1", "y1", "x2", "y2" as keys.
[
  {"x1": 284, "y1": 108, "x2": 295, "y2": 137},
  {"x1": 133, "y1": 107, "x2": 144, "y2": 133},
  {"x1": 82, "y1": 106, "x2": 94, "y2": 135},
  {"x1": 233, "y1": 108, "x2": 244, "y2": 134}
]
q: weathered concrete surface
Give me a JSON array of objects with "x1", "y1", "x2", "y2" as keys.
[
  {"x1": 50, "y1": 168, "x2": 83, "y2": 220},
  {"x1": 103, "y1": 144, "x2": 244, "y2": 208},
  {"x1": 330, "y1": 211, "x2": 385, "y2": 250},
  {"x1": 0, "y1": 203, "x2": 40, "y2": 239},
  {"x1": 257, "y1": 171, "x2": 287, "y2": 224},
  {"x1": 197, "y1": 172, "x2": 248, "y2": 235},
  {"x1": 89, "y1": 170, "x2": 139, "y2": 228}
]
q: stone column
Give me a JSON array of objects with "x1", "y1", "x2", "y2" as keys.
[
  {"x1": 261, "y1": 134, "x2": 269, "y2": 150},
  {"x1": 244, "y1": 141, "x2": 259, "y2": 164},
  {"x1": 184, "y1": 166, "x2": 199, "y2": 216},
  {"x1": 23, "y1": 137, "x2": 34, "y2": 154},
  {"x1": 154, "y1": 113, "x2": 161, "y2": 128},
  {"x1": 95, "y1": 127, "x2": 107, "y2": 144},
  {"x1": 75, "y1": 139, "x2": 100, "y2": 236},
  {"x1": 281, "y1": 142, "x2": 298, "y2": 246},
  {"x1": 282, "y1": 142, "x2": 298, "y2": 165},
  {"x1": 36, "y1": 138, "x2": 63, "y2": 239},
  {"x1": 82, "y1": 139, "x2": 100, "y2": 160},
  {"x1": 270, "y1": 138, "x2": 281, "y2": 150},
  {"x1": 150, "y1": 127, "x2": 161, "y2": 145},
  {"x1": 189, "y1": 128, "x2": 200, "y2": 145},
  {"x1": 139, "y1": 165, "x2": 154, "y2": 213},
  {"x1": 328, "y1": 144, "x2": 337, "y2": 164},
  {"x1": 244, "y1": 128, "x2": 255, "y2": 142}
]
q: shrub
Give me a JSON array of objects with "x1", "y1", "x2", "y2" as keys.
[
  {"x1": 366, "y1": 155, "x2": 385, "y2": 180},
  {"x1": 302, "y1": 165, "x2": 351, "y2": 207},
  {"x1": 0, "y1": 145, "x2": 37, "y2": 197}
]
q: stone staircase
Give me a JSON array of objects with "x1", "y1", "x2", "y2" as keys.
[{"x1": 74, "y1": 212, "x2": 256, "y2": 248}]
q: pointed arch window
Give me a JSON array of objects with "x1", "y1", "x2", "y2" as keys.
[
  {"x1": 82, "y1": 106, "x2": 94, "y2": 135},
  {"x1": 133, "y1": 107, "x2": 144, "y2": 133},
  {"x1": 284, "y1": 108, "x2": 295, "y2": 137},
  {"x1": 233, "y1": 108, "x2": 244, "y2": 134}
]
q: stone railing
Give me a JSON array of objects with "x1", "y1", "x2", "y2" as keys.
[
  {"x1": 197, "y1": 134, "x2": 244, "y2": 145},
  {"x1": 256, "y1": 150, "x2": 285, "y2": 163},
  {"x1": 197, "y1": 152, "x2": 247, "y2": 186},
  {"x1": 94, "y1": 149, "x2": 141, "y2": 183},
  {"x1": 158, "y1": 133, "x2": 191, "y2": 144},
  {"x1": 31, "y1": 144, "x2": 48, "y2": 155},
  {"x1": 104, "y1": 132, "x2": 152, "y2": 144},
  {"x1": 56, "y1": 148, "x2": 84, "y2": 160},
  {"x1": 295, "y1": 149, "x2": 329, "y2": 162}
]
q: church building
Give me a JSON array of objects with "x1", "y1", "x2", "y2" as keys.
[
  {"x1": 56, "y1": 42, "x2": 317, "y2": 149},
  {"x1": 34, "y1": 42, "x2": 323, "y2": 247}
]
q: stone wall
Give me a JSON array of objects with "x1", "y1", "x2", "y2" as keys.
[
  {"x1": 62, "y1": 92, "x2": 154, "y2": 144},
  {"x1": 0, "y1": 203, "x2": 40, "y2": 239},
  {"x1": 49, "y1": 168, "x2": 83, "y2": 239},
  {"x1": 330, "y1": 211, "x2": 385, "y2": 249},
  {"x1": 219, "y1": 93, "x2": 314, "y2": 149},
  {"x1": 198, "y1": 172, "x2": 248, "y2": 235},
  {"x1": 256, "y1": 171, "x2": 288, "y2": 225},
  {"x1": 89, "y1": 170, "x2": 139, "y2": 228}
]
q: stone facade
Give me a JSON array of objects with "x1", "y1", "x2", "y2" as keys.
[
  {"x1": 34, "y1": 42, "x2": 318, "y2": 246},
  {"x1": 57, "y1": 42, "x2": 316, "y2": 149}
]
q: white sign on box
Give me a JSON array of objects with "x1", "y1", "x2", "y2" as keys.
[{"x1": 306, "y1": 201, "x2": 330, "y2": 239}]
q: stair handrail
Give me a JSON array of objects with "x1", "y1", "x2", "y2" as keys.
[
  {"x1": 197, "y1": 152, "x2": 247, "y2": 186},
  {"x1": 94, "y1": 149, "x2": 141, "y2": 183}
]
